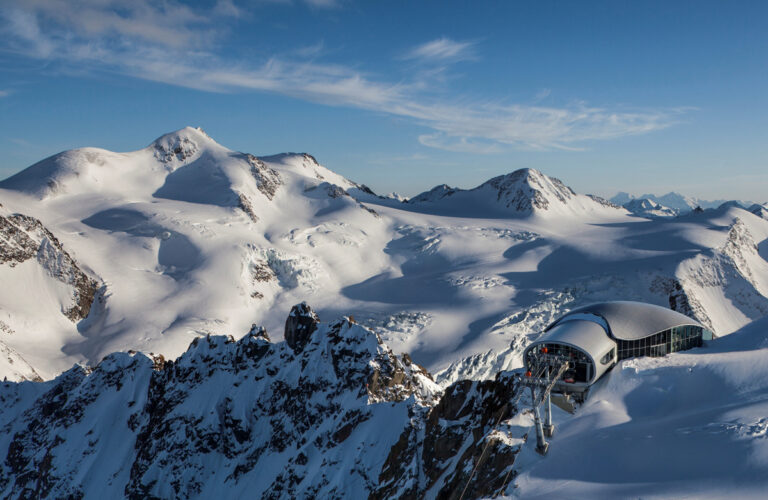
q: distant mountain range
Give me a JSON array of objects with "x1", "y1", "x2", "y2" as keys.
[{"x1": 610, "y1": 191, "x2": 761, "y2": 218}]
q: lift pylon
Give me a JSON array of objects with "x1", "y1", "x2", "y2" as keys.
[{"x1": 521, "y1": 353, "x2": 569, "y2": 455}]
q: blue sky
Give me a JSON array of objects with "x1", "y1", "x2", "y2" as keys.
[{"x1": 0, "y1": 0, "x2": 766, "y2": 200}]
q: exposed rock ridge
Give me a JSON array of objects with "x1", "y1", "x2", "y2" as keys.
[
  {"x1": 374, "y1": 372, "x2": 522, "y2": 499},
  {"x1": 151, "y1": 127, "x2": 209, "y2": 164},
  {"x1": 722, "y1": 218, "x2": 759, "y2": 284},
  {"x1": 0, "y1": 211, "x2": 98, "y2": 322},
  {"x1": 243, "y1": 153, "x2": 282, "y2": 201},
  {"x1": 482, "y1": 168, "x2": 575, "y2": 212},
  {"x1": 0, "y1": 306, "x2": 526, "y2": 499}
]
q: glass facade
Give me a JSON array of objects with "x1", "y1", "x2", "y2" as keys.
[
  {"x1": 525, "y1": 343, "x2": 594, "y2": 383},
  {"x1": 616, "y1": 325, "x2": 711, "y2": 360},
  {"x1": 525, "y1": 323, "x2": 713, "y2": 388}
]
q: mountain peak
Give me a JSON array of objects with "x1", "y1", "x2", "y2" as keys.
[
  {"x1": 478, "y1": 167, "x2": 576, "y2": 213},
  {"x1": 408, "y1": 167, "x2": 619, "y2": 217},
  {"x1": 150, "y1": 126, "x2": 219, "y2": 163},
  {"x1": 623, "y1": 197, "x2": 678, "y2": 218}
]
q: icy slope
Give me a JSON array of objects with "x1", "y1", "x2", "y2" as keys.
[{"x1": 511, "y1": 316, "x2": 768, "y2": 499}]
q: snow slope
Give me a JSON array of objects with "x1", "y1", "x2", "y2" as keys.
[
  {"x1": 511, "y1": 315, "x2": 768, "y2": 499},
  {"x1": 0, "y1": 127, "x2": 767, "y2": 386}
]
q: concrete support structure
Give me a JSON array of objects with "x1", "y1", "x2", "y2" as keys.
[
  {"x1": 543, "y1": 393, "x2": 554, "y2": 438},
  {"x1": 530, "y1": 386, "x2": 549, "y2": 456}
]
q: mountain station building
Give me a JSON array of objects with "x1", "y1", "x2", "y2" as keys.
[{"x1": 523, "y1": 301, "x2": 714, "y2": 398}]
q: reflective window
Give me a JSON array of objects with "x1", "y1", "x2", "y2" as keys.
[
  {"x1": 525, "y1": 343, "x2": 595, "y2": 384},
  {"x1": 618, "y1": 325, "x2": 703, "y2": 360},
  {"x1": 600, "y1": 348, "x2": 615, "y2": 365}
]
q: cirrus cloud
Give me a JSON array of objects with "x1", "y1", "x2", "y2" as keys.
[
  {"x1": 0, "y1": 1, "x2": 688, "y2": 153},
  {"x1": 403, "y1": 37, "x2": 477, "y2": 62}
]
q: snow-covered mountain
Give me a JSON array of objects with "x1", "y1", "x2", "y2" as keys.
[
  {"x1": 0, "y1": 127, "x2": 767, "y2": 385},
  {"x1": 612, "y1": 191, "x2": 758, "y2": 215},
  {"x1": 749, "y1": 203, "x2": 768, "y2": 220},
  {"x1": 622, "y1": 197, "x2": 678, "y2": 218},
  {"x1": 1, "y1": 127, "x2": 768, "y2": 497},
  {"x1": 0, "y1": 127, "x2": 388, "y2": 379},
  {"x1": 408, "y1": 168, "x2": 623, "y2": 218},
  {"x1": 0, "y1": 204, "x2": 97, "y2": 381}
]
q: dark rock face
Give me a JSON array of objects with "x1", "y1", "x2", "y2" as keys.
[
  {"x1": 408, "y1": 184, "x2": 456, "y2": 204},
  {"x1": 0, "y1": 307, "x2": 527, "y2": 498},
  {"x1": 153, "y1": 132, "x2": 201, "y2": 163},
  {"x1": 0, "y1": 211, "x2": 99, "y2": 322},
  {"x1": 375, "y1": 372, "x2": 521, "y2": 500},
  {"x1": 243, "y1": 153, "x2": 282, "y2": 201},
  {"x1": 650, "y1": 276, "x2": 713, "y2": 333},
  {"x1": 484, "y1": 168, "x2": 575, "y2": 212},
  {"x1": 0, "y1": 214, "x2": 38, "y2": 266},
  {"x1": 237, "y1": 193, "x2": 259, "y2": 223},
  {"x1": 284, "y1": 302, "x2": 320, "y2": 352},
  {"x1": 587, "y1": 194, "x2": 622, "y2": 209}
]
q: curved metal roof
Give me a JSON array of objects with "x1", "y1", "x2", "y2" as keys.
[
  {"x1": 551, "y1": 301, "x2": 704, "y2": 341},
  {"x1": 531, "y1": 320, "x2": 616, "y2": 360},
  {"x1": 527, "y1": 320, "x2": 617, "y2": 384}
]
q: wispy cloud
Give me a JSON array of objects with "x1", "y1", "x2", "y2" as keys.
[
  {"x1": 8, "y1": 137, "x2": 32, "y2": 147},
  {"x1": 292, "y1": 40, "x2": 326, "y2": 58},
  {"x1": 213, "y1": 0, "x2": 244, "y2": 18},
  {"x1": 0, "y1": 90, "x2": 10, "y2": 98},
  {"x1": 403, "y1": 37, "x2": 476, "y2": 62},
  {"x1": 0, "y1": 1, "x2": 687, "y2": 153},
  {"x1": 303, "y1": 0, "x2": 341, "y2": 9},
  {"x1": 533, "y1": 88, "x2": 551, "y2": 102}
]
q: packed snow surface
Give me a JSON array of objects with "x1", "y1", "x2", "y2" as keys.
[{"x1": 512, "y1": 316, "x2": 768, "y2": 499}]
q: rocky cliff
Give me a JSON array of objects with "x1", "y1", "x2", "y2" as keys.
[{"x1": 0, "y1": 304, "x2": 525, "y2": 499}]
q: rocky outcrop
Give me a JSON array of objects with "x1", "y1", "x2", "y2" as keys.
[
  {"x1": 722, "y1": 218, "x2": 759, "y2": 284},
  {"x1": 237, "y1": 193, "x2": 259, "y2": 223},
  {"x1": 243, "y1": 153, "x2": 282, "y2": 201},
  {"x1": 650, "y1": 276, "x2": 714, "y2": 332},
  {"x1": 587, "y1": 194, "x2": 622, "y2": 209},
  {"x1": 408, "y1": 184, "x2": 456, "y2": 204},
  {"x1": 152, "y1": 127, "x2": 205, "y2": 164},
  {"x1": 0, "y1": 308, "x2": 527, "y2": 499},
  {"x1": 483, "y1": 168, "x2": 574, "y2": 212},
  {"x1": 305, "y1": 182, "x2": 349, "y2": 199},
  {"x1": 0, "y1": 214, "x2": 38, "y2": 266},
  {"x1": 284, "y1": 302, "x2": 320, "y2": 352},
  {"x1": 0, "y1": 210, "x2": 99, "y2": 322},
  {"x1": 375, "y1": 372, "x2": 522, "y2": 499}
]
